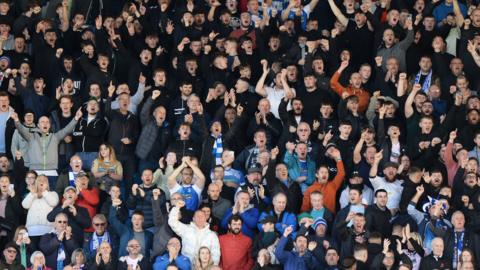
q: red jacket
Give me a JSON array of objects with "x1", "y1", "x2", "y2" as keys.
[
  {"x1": 219, "y1": 232, "x2": 254, "y2": 270},
  {"x1": 76, "y1": 187, "x2": 99, "y2": 232}
]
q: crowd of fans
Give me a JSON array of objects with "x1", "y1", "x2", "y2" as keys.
[{"x1": 0, "y1": 0, "x2": 480, "y2": 269}]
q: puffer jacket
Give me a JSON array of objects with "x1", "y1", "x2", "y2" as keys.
[
  {"x1": 22, "y1": 191, "x2": 59, "y2": 236},
  {"x1": 14, "y1": 118, "x2": 78, "y2": 170},
  {"x1": 135, "y1": 98, "x2": 171, "y2": 160},
  {"x1": 168, "y1": 207, "x2": 220, "y2": 265}
]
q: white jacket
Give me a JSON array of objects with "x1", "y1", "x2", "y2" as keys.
[
  {"x1": 168, "y1": 207, "x2": 220, "y2": 264},
  {"x1": 22, "y1": 191, "x2": 59, "y2": 236}
]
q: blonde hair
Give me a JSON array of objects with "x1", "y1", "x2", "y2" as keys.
[
  {"x1": 409, "y1": 232, "x2": 422, "y2": 247},
  {"x1": 194, "y1": 247, "x2": 214, "y2": 270},
  {"x1": 97, "y1": 144, "x2": 118, "y2": 167},
  {"x1": 35, "y1": 175, "x2": 50, "y2": 191}
]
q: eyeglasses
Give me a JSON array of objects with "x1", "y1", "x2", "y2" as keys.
[
  {"x1": 94, "y1": 223, "x2": 106, "y2": 227},
  {"x1": 6, "y1": 249, "x2": 17, "y2": 254}
]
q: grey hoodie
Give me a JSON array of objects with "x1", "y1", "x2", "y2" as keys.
[{"x1": 15, "y1": 118, "x2": 78, "y2": 171}]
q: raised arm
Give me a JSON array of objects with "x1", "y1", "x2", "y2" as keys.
[
  {"x1": 255, "y1": 60, "x2": 270, "y2": 97},
  {"x1": 186, "y1": 158, "x2": 206, "y2": 190},
  {"x1": 369, "y1": 150, "x2": 383, "y2": 178},
  {"x1": 11, "y1": 113, "x2": 32, "y2": 141},
  {"x1": 167, "y1": 205, "x2": 188, "y2": 237},
  {"x1": 404, "y1": 84, "x2": 421, "y2": 118},
  {"x1": 353, "y1": 135, "x2": 365, "y2": 164},
  {"x1": 407, "y1": 185, "x2": 425, "y2": 224},
  {"x1": 327, "y1": 0, "x2": 349, "y2": 26},
  {"x1": 130, "y1": 74, "x2": 147, "y2": 106},
  {"x1": 453, "y1": 0, "x2": 465, "y2": 27},
  {"x1": 167, "y1": 161, "x2": 187, "y2": 190},
  {"x1": 467, "y1": 40, "x2": 480, "y2": 67},
  {"x1": 281, "y1": 1, "x2": 294, "y2": 21},
  {"x1": 55, "y1": 109, "x2": 81, "y2": 139},
  {"x1": 308, "y1": 0, "x2": 320, "y2": 11},
  {"x1": 330, "y1": 61, "x2": 349, "y2": 97},
  {"x1": 329, "y1": 149, "x2": 345, "y2": 190}
]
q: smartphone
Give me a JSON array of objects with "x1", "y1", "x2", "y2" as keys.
[{"x1": 8, "y1": 184, "x2": 14, "y2": 193}]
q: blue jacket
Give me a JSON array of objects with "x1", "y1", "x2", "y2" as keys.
[
  {"x1": 153, "y1": 253, "x2": 191, "y2": 270},
  {"x1": 109, "y1": 206, "x2": 154, "y2": 259},
  {"x1": 274, "y1": 236, "x2": 319, "y2": 270},
  {"x1": 433, "y1": 2, "x2": 467, "y2": 23},
  {"x1": 283, "y1": 152, "x2": 316, "y2": 186},
  {"x1": 257, "y1": 210, "x2": 297, "y2": 236},
  {"x1": 221, "y1": 206, "x2": 259, "y2": 238}
]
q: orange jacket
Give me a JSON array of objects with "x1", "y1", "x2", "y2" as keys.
[
  {"x1": 301, "y1": 160, "x2": 345, "y2": 213},
  {"x1": 330, "y1": 71, "x2": 371, "y2": 113}
]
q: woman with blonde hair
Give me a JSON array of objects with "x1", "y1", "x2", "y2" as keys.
[
  {"x1": 87, "y1": 241, "x2": 117, "y2": 270},
  {"x1": 400, "y1": 225, "x2": 424, "y2": 270},
  {"x1": 194, "y1": 247, "x2": 214, "y2": 270},
  {"x1": 91, "y1": 144, "x2": 123, "y2": 193},
  {"x1": 21, "y1": 175, "x2": 59, "y2": 251}
]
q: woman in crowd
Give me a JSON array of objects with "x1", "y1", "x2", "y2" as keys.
[
  {"x1": 194, "y1": 247, "x2": 214, "y2": 270},
  {"x1": 21, "y1": 175, "x2": 59, "y2": 250}
]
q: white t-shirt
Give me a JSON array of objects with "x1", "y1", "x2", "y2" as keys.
[
  {"x1": 265, "y1": 87, "x2": 296, "y2": 119},
  {"x1": 369, "y1": 176, "x2": 404, "y2": 210},
  {"x1": 126, "y1": 256, "x2": 139, "y2": 270},
  {"x1": 390, "y1": 142, "x2": 401, "y2": 163}
]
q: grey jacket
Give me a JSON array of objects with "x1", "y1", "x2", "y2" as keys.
[
  {"x1": 377, "y1": 29, "x2": 414, "y2": 72},
  {"x1": 15, "y1": 118, "x2": 78, "y2": 170},
  {"x1": 135, "y1": 98, "x2": 171, "y2": 160},
  {"x1": 151, "y1": 195, "x2": 173, "y2": 259}
]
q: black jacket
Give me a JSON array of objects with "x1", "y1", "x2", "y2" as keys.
[
  {"x1": 265, "y1": 158, "x2": 302, "y2": 214},
  {"x1": 105, "y1": 97, "x2": 139, "y2": 156},
  {"x1": 365, "y1": 204, "x2": 392, "y2": 238},
  {"x1": 419, "y1": 254, "x2": 452, "y2": 270},
  {"x1": 0, "y1": 194, "x2": 22, "y2": 240},
  {"x1": 39, "y1": 232, "x2": 78, "y2": 270},
  {"x1": 72, "y1": 115, "x2": 108, "y2": 152},
  {"x1": 47, "y1": 204, "x2": 92, "y2": 246}
]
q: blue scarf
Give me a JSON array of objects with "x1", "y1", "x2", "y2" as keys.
[
  {"x1": 90, "y1": 232, "x2": 111, "y2": 252},
  {"x1": 212, "y1": 134, "x2": 223, "y2": 166},
  {"x1": 414, "y1": 70, "x2": 432, "y2": 93},
  {"x1": 68, "y1": 171, "x2": 78, "y2": 187},
  {"x1": 453, "y1": 230, "x2": 465, "y2": 269}
]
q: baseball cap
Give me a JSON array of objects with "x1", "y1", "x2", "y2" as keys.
[
  {"x1": 64, "y1": 186, "x2": 76, "y2": 193},
  {"x1": 384, "y1": 162, "x2": 399, "y2": 169},
  {"x1": 247, "y1": 164, "x2": 262, "y2": 174}
]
